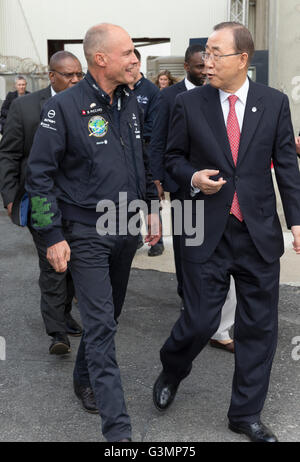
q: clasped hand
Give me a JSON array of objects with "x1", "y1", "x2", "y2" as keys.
[{"x1": 192, "y1": 170, "x2": 227, "y2": 195}]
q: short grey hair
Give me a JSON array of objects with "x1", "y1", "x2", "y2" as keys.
[
  {"x1": 49, "y1": 50, "x2": 80, "y2": 71},
  {"x1": 83, "y1": 23, "x2": 122, "y2": 65},
  {"x1": 15, "y1": 75, "x2": 26, "y2": 83}
]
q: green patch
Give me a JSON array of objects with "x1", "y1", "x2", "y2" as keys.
[{"x1": 31, "y1": 196, "x2": 54, "y2": 228}]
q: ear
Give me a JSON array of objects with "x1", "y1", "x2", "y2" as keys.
[
  {"x1": 48, "y1": 71, "x2": 55, "y2": 84},
  {"x1": 239, "y1": 52, "x2": 249, "y2": 70},
  {"x1": 95, "y1": 52, "x2": 107, "y2": 68},
  {"x1": 184, "y1": 62, "x2": 189, "y2": 72}
]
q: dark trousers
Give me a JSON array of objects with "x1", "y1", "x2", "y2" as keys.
[
  {"x1": 63, "y1": 221, "x2": 138, "y2": 442},
  {"x1": 170, "y1": 190, "x2": 184, "y2": 299},
  {"x1": 28, "y1": 225, "x2": 75, "y2": 336},
  {"x1": 160, "y1": 215, "x2": 280, "y2": 424}
]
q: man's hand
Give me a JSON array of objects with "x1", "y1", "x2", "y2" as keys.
[
  {"x1": 7, "y1": 202, "x2": 13, "y2": 218},
  {"x1": 295, "y1": 137, "x2": 300, "y2": 156},
  {"x1": 292, "y1": 226, "x2": 300, "y2": 254},
  {"x1": 47, "y1": 240, "x2": 71, "y2": 273},
  {"x1": 144, "y1": 213, "x2": 162, "y2": 247},
  {"x1": 154, "y1": 180, "x2": 165, "y2": 201},
  {"x1": 192, "y1": 170, "x2": 227, "y2": 195}
]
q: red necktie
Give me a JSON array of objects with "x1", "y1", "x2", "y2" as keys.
[{"x1": 227, "y1": 95, "x2": 243, "y2": 222}]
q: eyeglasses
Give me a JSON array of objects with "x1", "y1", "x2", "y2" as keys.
[
  {"x1": 50, "y1": 70, "x2": 85, "y2": 79},
  {"x1": 201, "y1": 52, "x2": 242, "y2": 62}
]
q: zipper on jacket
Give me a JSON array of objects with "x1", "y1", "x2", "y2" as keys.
[{"x1": 128, "y1": 123, "x2": 143, "y2": 199}]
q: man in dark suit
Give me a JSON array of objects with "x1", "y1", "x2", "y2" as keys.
[
  {"x1": 0, "y1": 76, "x2": 30, "y2": 134},
  {"x1": 150, "y1": 44, "x2": 206, "y2": 298},
  {"x1": 150, "y1": 45, "x2": 236, "y2": 352},
  {"x1": 153, "y1": 22, "x2": 300, "y2": 442},
  {"x1": 0, "y1": 51, "x2": 84, "y2": 355}
]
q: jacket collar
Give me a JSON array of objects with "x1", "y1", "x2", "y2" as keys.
[
  {"x1": 133, "y1": 73, "x2": 145, "y2": 90},
  {"x1": 85, "y1": 71, "x2": 130, "y2": 106}
]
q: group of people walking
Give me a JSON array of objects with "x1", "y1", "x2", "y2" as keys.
[{"x1": 0, "y1": 20, "x2": 300, "y2": 443}]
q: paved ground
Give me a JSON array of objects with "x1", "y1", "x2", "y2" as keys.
[{"x1": 0, "y1": 204, "x2": 299, "y2": 442}]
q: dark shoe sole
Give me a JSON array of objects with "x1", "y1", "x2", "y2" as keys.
[
  {"x1": 49, "y1": 342, "x2": 71, "y2": 355},
  {"x1": 228, "y1": 422, "x2": 246, "y2": 435},
  {"x1": 148, "y1": 249, "x2": 164, "y2": 257},
  {"x1": 228, "y1": 423, "x2": 278, "y2": 442},
  {"x1": 66, "y1": 331, "x2": 83, "y2": 337},
  {"x1": 79, "y1": 404, "x2": 98, "y2": 415}
]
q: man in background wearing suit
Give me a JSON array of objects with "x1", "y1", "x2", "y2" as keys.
[
  {"x1": 0, "y1": 51, "x2": 84, "y2": 355},
  {"x1": 153, "y1": 22, "x2": 300, "y2": 442},
  {"x1": 150, "y1": 44, "x2": 236, "y2": 352},
  {"x1": 0, "y1": 75, "x2": 30, "y2": 134}
]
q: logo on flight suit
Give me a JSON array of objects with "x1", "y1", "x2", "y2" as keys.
[{"x1": 88, "y1": 116, "x2": 109, "y2": 138}]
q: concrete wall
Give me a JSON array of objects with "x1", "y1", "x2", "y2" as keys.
[
  {"x1": 0, "y1": 0, "x2": 228, "y2": 66},
  {"x1": 269, "y1": 0, "x2": 300, "y2": 134}
]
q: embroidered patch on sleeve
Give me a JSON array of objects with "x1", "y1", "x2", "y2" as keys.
[{"x1": 31, "y1": 196, "x2": 54, "y2": 228}]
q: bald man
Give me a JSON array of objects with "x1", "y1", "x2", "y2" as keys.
[
  {"x1": 26, "y1": 24, "x2": 161, "y2": 442},
  {"x1": 0, "y1": 51, "x2": 84, "y2": 354}
]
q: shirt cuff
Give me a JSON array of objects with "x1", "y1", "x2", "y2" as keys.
[{"x1": 190, "y1": 172, "x2": 200, "y2": 197}]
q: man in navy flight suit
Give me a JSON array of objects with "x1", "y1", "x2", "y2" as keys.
[
  {"x1": 129, "y1": 48, "x2": 165, "y2": 256},
  {"x1": 26, "y1": 23, "x2": 161, "y2": 443}
]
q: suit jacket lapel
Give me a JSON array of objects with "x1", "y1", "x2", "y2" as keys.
[
  {"x1": 202, "y1": 85, "x2": 235, "y2": 168},
  {"x1": 237, "y1": 80, "x2": 264, "y2": 167}
]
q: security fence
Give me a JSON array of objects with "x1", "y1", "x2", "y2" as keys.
[{"x1": 0, "y1": 54, "x2": 48, "y2": 104}]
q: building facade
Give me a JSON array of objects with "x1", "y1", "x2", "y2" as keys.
[{"x1": 0, "y1": 0, "x2": 299, "y2": 131}]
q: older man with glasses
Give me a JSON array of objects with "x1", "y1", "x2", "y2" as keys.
[
  {"x1": 153, "y1": 21, "x2": 300, "y2": 443},
  {"x1": 0, "y1": 51, "x2": 84, "y2": 356}
]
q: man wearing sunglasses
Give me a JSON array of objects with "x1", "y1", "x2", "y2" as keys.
[{"x1": 0, "y1": 51, "x2": 83, "y2": 356}]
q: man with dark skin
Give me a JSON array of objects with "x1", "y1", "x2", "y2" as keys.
[{"x1": 0, "y1": 51, "x2": 84, "y2": 354}]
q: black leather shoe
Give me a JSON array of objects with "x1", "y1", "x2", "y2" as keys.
[
  {"x1": 153, "y1": 371, "x2": 180, "y2": 411},
  {"x1": 228, "y1": 421, "x2": 278, "y2": 442},
  {"x1": 148, "y1": 243, "x2": 164, "y2": 257},
  {"x1": 49, "y1": 333, "x2": 71, "y2": 355},
  {"x1": 74, "y1": 381, "x2": 98, "y2": 414},
  {"x1": 64, "y1": 313, "x2": 83, "y2": 337}
]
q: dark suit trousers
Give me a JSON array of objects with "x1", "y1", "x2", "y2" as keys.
[
  {"x1": 170, "y1": 190, "x2": 184, "y2": 299},
  {"x1": 28, "y1": 225, "x2": 75, "y2": 335},
  {"x1": 160, "y1": 215, "x2": 280, "y2": 424}
]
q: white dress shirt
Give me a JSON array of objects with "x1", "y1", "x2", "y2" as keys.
[
  {"x1": 184, "y1": 77, "x2": 196, "y2": 91},
  {"x1": 219, "y1": 77, "x2": 249, "y2": 132},
  {"x1": 51, "y1": 86, "x2": 57, "y2": 97},
  {"x1": 191, "y1": 78, "x2": 250, "y2": 194}
]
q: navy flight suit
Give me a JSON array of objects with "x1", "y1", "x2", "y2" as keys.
[{"x1": 26, "y1": 72, "x2": 158, "y2": 442}]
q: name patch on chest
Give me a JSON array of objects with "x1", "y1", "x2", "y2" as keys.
[{"x1": 81, "y1": 107, "x2": 103, "y2": 116}]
